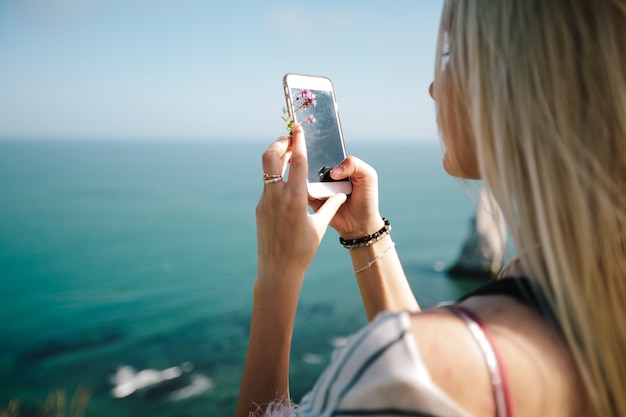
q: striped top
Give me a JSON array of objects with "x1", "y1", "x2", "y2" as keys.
[
  {"x1": 288, "y1": 310, "x2": 473, "y2": 417},
  {"x1": 256, "y1": 277, "x2": 548, "y2": 416}
]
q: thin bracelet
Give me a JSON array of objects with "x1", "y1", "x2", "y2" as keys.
[
  {"x1": 353, "y1": 242, "x2": 396, "y2": 274},
  {"x1": 340, "y1": 218, "x2": 391, "y2": 249}
]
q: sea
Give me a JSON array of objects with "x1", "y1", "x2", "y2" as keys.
[{"x1": 0, "y1": 139, "x2": 487, "y2": 417}]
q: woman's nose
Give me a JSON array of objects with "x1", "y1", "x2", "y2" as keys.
[{"x1": 428, "y1": 82, "x2": 434, "y2": 99}]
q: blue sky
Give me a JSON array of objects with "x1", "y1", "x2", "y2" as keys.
[{"x1": 0, "y1": 1, "x2": 444, "y2": 142}]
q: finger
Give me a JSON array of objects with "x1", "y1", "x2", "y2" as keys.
[
  {"x1": 330, "y1": 156, "x2": 378, "y2": 183},
  {"x1": 286, "y1": 123, "x2": 309, "y2": 187},
  {"x1": 261, "y1": 136, "x2": 291, "y2": 177},
  {"x1": 313, "y1": 193, "x2": 347, "y2": 226},
  {"x1": 308, "y1": 197, "x2": 323, "y2": 213}
]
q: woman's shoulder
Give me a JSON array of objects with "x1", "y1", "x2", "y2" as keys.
[{"x1": 410, "y1": 293, "x2": 584, "y2": 417}]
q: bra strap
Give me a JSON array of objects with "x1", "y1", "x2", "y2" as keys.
[{"x1": 445, "y1": 304, "x2": 515, "y2": 417}]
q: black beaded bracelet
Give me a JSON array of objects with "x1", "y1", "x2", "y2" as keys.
[{"x1": 339, "y1": 218, "x2": 391, "y2": 249}]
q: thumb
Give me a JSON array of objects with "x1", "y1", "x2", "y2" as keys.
[
  {"x1": 330, "y1": 156, "x2": 378, "y2": 184},
  {"x1": 313, "y1": 193, "x2": 347, "y2": 227}
]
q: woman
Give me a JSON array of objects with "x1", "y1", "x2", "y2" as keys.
[{"x1": 236, "y1": 1, "x2": 626, "y2": 416}]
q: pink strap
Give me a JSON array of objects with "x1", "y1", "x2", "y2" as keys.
[{"x1": 446, "y1": 305, "x2": 516, "y2": 417}]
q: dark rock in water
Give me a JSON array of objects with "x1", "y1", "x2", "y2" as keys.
[
  {"x1": 140, "y1": 374, "x2": 192, "y2": 399},
  {"x1": 447, "y1": 189, "x2": 507, "y2": 280},
  {"x1": 18, "y1": 328, "x2": 124, "y2": 364}
]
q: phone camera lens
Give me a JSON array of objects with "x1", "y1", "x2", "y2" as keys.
[{"x1": 318, "y1": 166, "x2": 333, "y2": 182}]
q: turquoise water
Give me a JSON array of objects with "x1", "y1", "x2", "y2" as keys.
[{"x1": 0, "y1": 139, "x2": 483, "y2": 416}]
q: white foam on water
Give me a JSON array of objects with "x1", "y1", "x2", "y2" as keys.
[
  {"x1": 111, "y1": 365, "x2": 183, "y2": 398},
  {"x1": 168, "y1": 374, "x2": 214, "y2": 401}
]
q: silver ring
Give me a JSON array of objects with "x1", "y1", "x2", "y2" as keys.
[
  {"x1": 264, "y1": 177, "x2": 283, "y2": 185},
  {"x1": 263, "y1": 173, "x2": 283, "y2": 185}
]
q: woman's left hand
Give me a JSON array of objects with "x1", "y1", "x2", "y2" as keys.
[
  {"x1": 237, "y1": 124, "x2": 347, "y2": 417},
  {"x1": 256, "y1": 123, "x2": 347, "y2": 286}
]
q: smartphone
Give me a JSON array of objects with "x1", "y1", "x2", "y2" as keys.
[{"x1": 283, "y1": 73, "x2": 352, "y2": 199}]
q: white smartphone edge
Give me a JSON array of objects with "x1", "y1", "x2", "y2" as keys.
[{"x1": 282, "y1": 73, "x2": 353, "y2": 199}]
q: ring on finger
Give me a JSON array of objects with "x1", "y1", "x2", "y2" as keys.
[{"x1": 263, "y1": 173, "x2": 283, "y2": 185}]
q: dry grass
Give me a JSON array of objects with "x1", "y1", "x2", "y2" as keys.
[{"x1": 0, "y1": 387, "x2": 91, "y2": 417}]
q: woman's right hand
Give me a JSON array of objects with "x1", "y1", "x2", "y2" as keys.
[
  {"x1": 312, "y1": 156, "x2": 420, "y2": 319},
  {"x1": 310, "y1": 156, "x2": 385, "y2": 240}
]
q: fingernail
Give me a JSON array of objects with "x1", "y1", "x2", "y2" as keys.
[{"x1": 331, "y1": 163, "x2": 344, "y2": 176}]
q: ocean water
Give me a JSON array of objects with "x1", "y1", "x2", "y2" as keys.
[{"x1": 0, "y1": 139, "x2": 484, "y2": 417}]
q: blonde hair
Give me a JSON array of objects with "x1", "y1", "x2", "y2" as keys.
[{"x1": 434, "y1": 1, "x2": 626, "y2": 415}]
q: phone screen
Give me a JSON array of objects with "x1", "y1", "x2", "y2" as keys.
[{"x1": 290, "y1": 88, "x2": 349, "y2": 184}]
